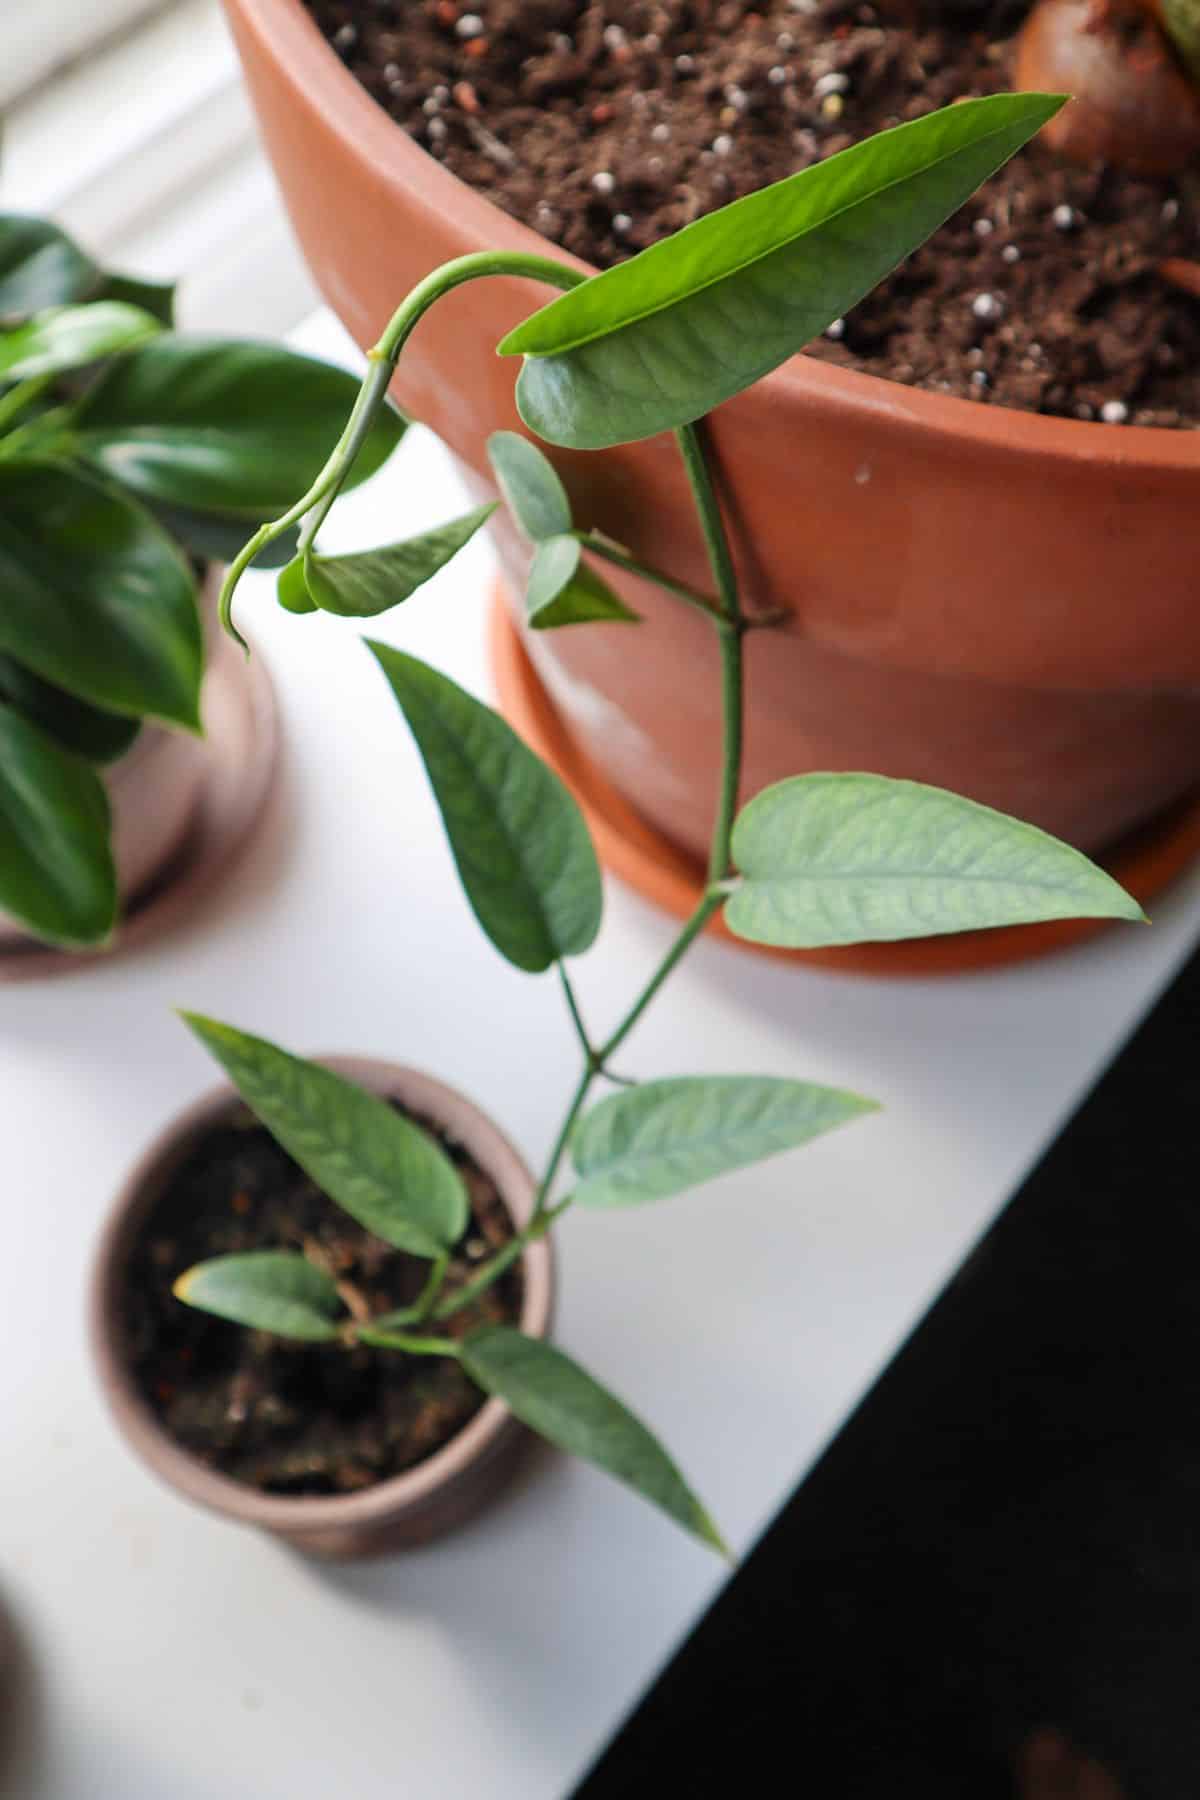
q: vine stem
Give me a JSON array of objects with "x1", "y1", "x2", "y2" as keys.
[
  {"x1": 575, "y1": 532, "x2": 723, "y2": 624},
  {"x1": 219, "y1": 249, "x2": 586, "y2": 647}
]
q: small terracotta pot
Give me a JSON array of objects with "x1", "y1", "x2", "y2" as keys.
[
  {"x1": 223, "y1": 0, "x2": 1200, "y2": 862},
  {"x1": 0, "y1": 569, "x2": 215, "y2": 953},
  {"x1": 92, "y1": 1057, "x2": 554, "y2": 1558}
]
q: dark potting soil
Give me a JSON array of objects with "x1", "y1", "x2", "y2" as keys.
[
  {"x1": 121, "y1": 1103, "x2": 522, "y2": 1495},
  {"x1": 305, "y1": 0, "x2": 1200, "y2": 427}
]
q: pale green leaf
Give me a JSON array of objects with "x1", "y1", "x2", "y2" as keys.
[
  {"x1": 367, "y1": 643, "x2": 603, "y2": 971},
  {"x1": 461, "y1": 1326, "x2": 727, "y2": 1554},
  {"x1": 174, "y1": 1252, "x2": 343, "y2": 1341},
  {"x1": 503, "y1": 95, "x2": 1065, "y2": 448},
  {"x1": 300, "y1": 504, "x2": 495, "y2": 618},
  {"x1": 180, "y1": 1016, "x2": 469, "y2": 1257},
  {"x1": 526, "y1": 535, "x2": 638, "y2": 629},
  {"x1": 571, "y1": 1075, "x2": 876, "y2": 1208},
  {"x1": 725, "y1": 773, "x2": 1145, "y2": 947},
  {"x1": 487, "y1": 430, "x2": 572, "y2": 540}
]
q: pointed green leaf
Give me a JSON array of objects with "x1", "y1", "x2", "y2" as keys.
[
  {"x1": 368, "y1": 643, "x2": 603, "y2": 971},
  {"x1": 526, "y1": 535, "x2": 638, "y2": 629},
  {"x1": 0, "y1": 701, "x2": 115, "y2": 945},
  {"x1": 725, "y1": 774, "x2": 1145, "y2": 948},
  {"x1": 461, "y1": 1326, "x2": 727, "y2": 1554},
  {"x1": 0, "y1": 462, "x2": 202, "y2": 729},
  {"x1": 0, "y1": 215, "x2": 98, "y2": 316},
  {"x1": 487, "y1": 430, "x2": 572, "y2": 540},
  {"x1": 0, "y1": 302, "x2": 163, "y2": 382},
  {"x1": 0, "y1": 656, "x2": 140, "y2": 764},
  {"x1": 74, "y1": 338, "x2": 406, "y2": 517},
  {"x1": 181, "y1": 1016, "x2": 469, "y2": 1257},
  {"x1": 300, "y1": 504, "x2": 495, "y2": 618},
  {"x1": 174, "y1": 1252, "x2": 343, "y2": 1341},
  {"x1": 571, "y1": 1075, "x2": 876, "y2": 1209},
  {"x1": 503, "y1": 94, "x2": 1065, "y2": 448},
  {"x1": 277, "y1": 553, "x2": 317, "y2": 614},
  {"x1": 94, "y1": 272, "x2": 176, "y2": 327}
]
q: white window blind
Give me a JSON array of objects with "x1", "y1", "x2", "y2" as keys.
[{"x1": 1, "y1": 0, "x2": 172, "y2": 107}]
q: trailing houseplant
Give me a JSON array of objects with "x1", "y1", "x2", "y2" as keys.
[
  {"x1": 142, "y1": 96, "x2": 1142, "y2": 1550},
  {"x1": 221, "y1": 0, "x2": 1200, "y2": 887},
  {"x1": 0, "y1": 213, "x2": 403, "y2": 951}
]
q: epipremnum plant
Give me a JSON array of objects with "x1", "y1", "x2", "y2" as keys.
[
  {"x1": 176, "y1": 95, "x2": 1144, "y2": 1552},
  {"x1": 0, "y1": 215, "x2": 403, "y2": 948}
]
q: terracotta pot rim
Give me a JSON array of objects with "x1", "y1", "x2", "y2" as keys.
[
  {"x1": 91, "y1": 1054, "x2": 552, "y2": 1534},
  {"x1": 234, "y1": 0, "x2": 1200, "y2": 474}
]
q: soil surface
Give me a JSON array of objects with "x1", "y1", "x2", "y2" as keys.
[
  {"x1": 305, "y1": 0, "x2": 1200, "y2": 427},
  {"x1": 122, "y1": 1103, "x2": 522, "y2": 1495}
]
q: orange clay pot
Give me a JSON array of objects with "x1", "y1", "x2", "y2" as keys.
[{"x1": 224, "y1": 0, "x2": 1200, "y2": 867}]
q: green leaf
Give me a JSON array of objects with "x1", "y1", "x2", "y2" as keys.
[
  {"x1": 571, "y1": 1075, "x2": 876, "y2": 1209},
  {"x1": 725, "y1": 774, "x2": 1146, "y2": 948},
  {"x1": 0, "y1": 656, "x2": 140, "y2": 764},
  {"x1": 300, "y1": 504, "x2": 495, "y2": 618},
  {"x1": 277, "y1": 554, "x2": 317, "y2": 614},
  {"x1": 0, "y1": 461, "x2": 202, "y2": 729},
  {"x1": 526, "y1": 535, "x2": 638, "y2": 629},
  {"x1": 487, "y1": 430, "x2": 572, "y2": 540},
  {"x1": 0, "y1": 215, "x2": 98, "y2": 316},
  {"x1": 150, "y1": 503, "x2": 299, "y2": 570},
  {"x1": 502, "y1": 94, "x2": 1065, "y2": 448},
  {"x1": 367, "y1": 642, "x2": 603, "y2": 971},
  {"x1": 180, "y1": 1015, "x2": 469, "y2": 1258},
  {"x1": 94, "y1": 272, "x2": 176, "y2": 327},
  {"x1": 0, "y1": 701, "x2": 115, "y2": 945},
  {"x1": 174, "y1": 1252, "x2": 343, "y2": 1341},
  {"x1": 0, "y1": 302, "x2": 163, "y2": 382},
  {"x1": 73, "y1": 338, "x2": 407, "y2": 518},
  {"x1": 461, "y1": 1326, "x2": 727, "y2": 1554}
]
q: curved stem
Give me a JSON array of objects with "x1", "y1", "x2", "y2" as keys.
[
  {"x1": 557, "y1": 962, "x2": 594, "y2": 1063},
  {"x1": 220, "y1": 249, "x2": 586, "y2": 646},
  {"x1": 597, "y1": 890, "x2": 724, "y2": 1066},
  {"x1": 575, "y1": 533, "x2": 723, "y2": 624}
]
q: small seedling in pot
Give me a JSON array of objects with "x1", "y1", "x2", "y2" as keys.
[
  {"x1": 0, "y1": 215, "x2": 402, "y2": 948},
  {"x1": 175, "y1": 96, "x2": 1143, "y2": 1550}
]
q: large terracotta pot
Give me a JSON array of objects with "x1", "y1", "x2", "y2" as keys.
[
  {"x1": 224, "y1": 0, "x2": 1200, "y2": 859},
  {"x1": 93, "y1": 1057, "x2": 554, "y2": 1559}
]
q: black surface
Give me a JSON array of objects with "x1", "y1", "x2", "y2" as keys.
[{"x1": 575, "y1": 941, "x2": 1200, "y2": 1800}]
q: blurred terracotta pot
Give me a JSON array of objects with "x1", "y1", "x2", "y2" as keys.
[
  {"x1": 92, "y1": 1057, "x2": 553, "y2": 1559},
  {"x1": 224, "y1": 0, "x2": 1200, "y2": 859}
]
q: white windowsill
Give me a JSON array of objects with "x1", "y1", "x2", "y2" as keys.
[{"x1": 1, "y1": 0, "x2": 319, "y2": 336}]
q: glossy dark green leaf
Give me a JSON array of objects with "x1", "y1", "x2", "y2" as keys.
[
  {"x1": 181, "y1": 1016, "x2": 468, "y2": 1257},
  {"x1": 94, "y1": 272, "x2": 176, "y2": 327},
  {"x1": 74, "y1": 338, "x2": 406, "y2": 517},
  {"x1": 368, "y1": 642, "x2": 603, "y2": 971},
  {"x1": 0, "y1": 302, "x2": 163, "y2": 381},
  {"x1": 0, "y1": 215, "x2": 98, "y2": 316},
  {"x1": 276, "y1": 554, "x2": 317, "y2": 614},
  {"x1": 725, "y1": 774, "x2": 1145, "y2": 948},
  {"x1": 0, "y1": 461, "x2": 202, "y2": 728},
  {"x1": 151, "y1": 503, "x2": 299, "y2": 570},
  {"x1": 571, "y1": 1075, "x2": 876, "y2": 1209},
  {"x1": 0, "y1": 656, "x2": 140, "y2": 764},
  {"x1": 503, "y1": 95, "x2": 1065, "y2": 448},
  {"x1": 487, "y1": 430, "x2": 572, "y2": 540},
  {"x1": 0, "y1": 701, "x2": 115, "y2": 945},
  {"x1": 461, "y1": 1326, "x2": 727, "y2": 1553},
  {"x1": 300, "y1": 503, "x2": 495, "y2": 618},
  {"x1": 174, "y1": 1252, "x2": 343, "y2": 1341},
  {"x1": 526, "y1": 534, "x2": 638, "y2": 629}
]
